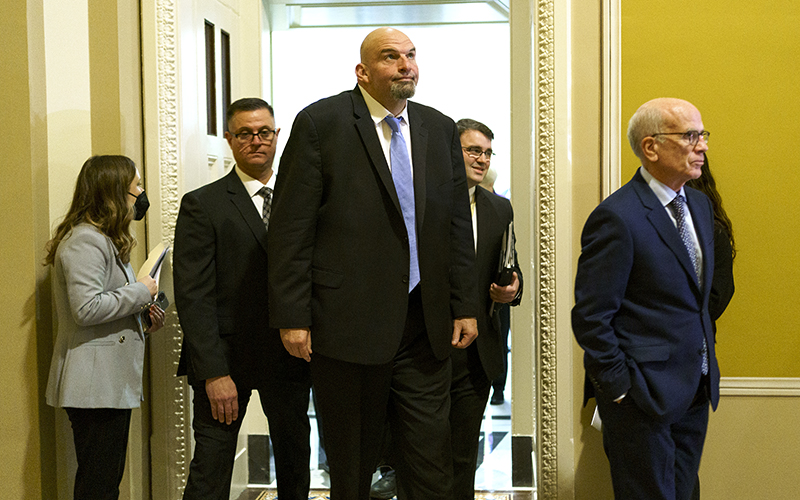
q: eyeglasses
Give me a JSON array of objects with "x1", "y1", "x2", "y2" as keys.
[
  {"x1": 234, "y1": 128, "x2": 277, "y2": 143},
  {"x1": 650, "y1": 130, "x2": 710, "y2": 147},
  {"x1": 462, "y1": 147, "x2": 495, "y2": 160}
]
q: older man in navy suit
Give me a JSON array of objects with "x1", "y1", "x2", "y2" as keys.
[{"x1": 572, "y1": 98, "x2": 719, "y2": 500}]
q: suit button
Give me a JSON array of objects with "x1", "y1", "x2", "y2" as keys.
[
  {"x1": 402, "y1": 275, "x2": 409, "y2": 284},
  {"x1": 119, "y1": 336, "x2": 126, "y2": 343}
]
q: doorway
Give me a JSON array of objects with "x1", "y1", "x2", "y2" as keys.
[{"x1": 234, "y1": 20, "x2": 518, "y2": 496}]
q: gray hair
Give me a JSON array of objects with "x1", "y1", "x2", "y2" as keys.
[{"x1": 627, "y1": 103, "x2": 666, "y2": 160}]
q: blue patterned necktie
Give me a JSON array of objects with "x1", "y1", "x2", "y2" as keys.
[
  {"x1": 669, "y1": 194, "x2": 708, "y2": 375},
  {"x1": 257, "y1": 186, "x2": 272, "y2": 231},
  {"x1": 384, "y1": 115, "x2": 420, "y2": 292}
]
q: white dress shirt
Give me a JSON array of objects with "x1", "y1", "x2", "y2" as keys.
[
  {"x1": 234, "y1": 165, "x2": 276, "y2": 214},
  {"x1": 639, "y1": 166, "x2": 703, "y2": 281},
  {"x1": 359, "y1": 84, "x2": 413, "y2": 177}
]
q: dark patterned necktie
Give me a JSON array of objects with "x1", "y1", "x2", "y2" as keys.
[
  {"x1": 257, "y1": 186, "x2": 272, "y2": 230},
  {"x1": 669, "y1": 194, "x2": 701, "y2": 285},
  {"x1": 669, "y1": 194, "x2": 708, "y2": 375}
]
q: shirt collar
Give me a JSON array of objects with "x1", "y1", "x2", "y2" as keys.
[
  {"x1": 359, "y1": 84, "x2": 410, "y2": 125},
  {"x1": 639, "y1": 166, "x2": 685, "y2": 207},
  {"x1": 234, "y1": 165, "x2": 275, "y2": 198}
]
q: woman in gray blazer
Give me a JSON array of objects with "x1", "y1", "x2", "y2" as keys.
[{"x1": 44, "y1": 155, "x2": 164, "y2": 500}]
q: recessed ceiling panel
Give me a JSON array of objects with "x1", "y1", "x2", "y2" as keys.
[{"x1": 267, "y1": 1, "x2": 509, "y2": 29}]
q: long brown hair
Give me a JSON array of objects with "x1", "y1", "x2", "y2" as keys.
[
  {"x1": 45, "y1": 155, "x2": 138, "y2": 265},
  {"x1": 687, "y1": 154, "x2": 736, "y2": 260}
]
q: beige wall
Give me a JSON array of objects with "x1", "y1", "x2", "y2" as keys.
[
  {"x1": 8, "y1": 0, "x2": 798, "y2": 498},
  {"x1": 567, "y1": 0, "x2": 615, "y2": 498},
  {"x1": 1, "y1": 1, "x2": 146, "y2": 498},
  {"x1": 702, "y1": 394, "x2": 800, "y2": 498},
  {"x1": 0, "y1": 1, "x2": 50, "y2": 498}
]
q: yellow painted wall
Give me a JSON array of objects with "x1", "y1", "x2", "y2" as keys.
[
  {"x1": 0, "y1": 1, "x2": 52, "y2": 498},
  {"x1": 621, "y1": 1, "x2": 800, "y2": 377}
]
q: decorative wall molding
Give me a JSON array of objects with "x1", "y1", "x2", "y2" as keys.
[
  {"x1": 535, "y1": 0, "x2": 557, "y2": 498},
  {"x1": 720, "y1": 377, "x2": 800, "y2": 397},
  {"x1": 155, "y1": 0, "x2": 188, "y2": 498},
  {"x1": 149, "y1": 1, "x2": 563, "y2": 499}
]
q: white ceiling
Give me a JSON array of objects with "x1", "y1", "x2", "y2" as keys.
[{"x1": 266, "y1": 0, "x2": 509, "y2": 29}]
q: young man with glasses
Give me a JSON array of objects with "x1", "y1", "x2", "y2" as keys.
[{"x1": 451, "y1": 118, "x2": 522, "y2": 499}]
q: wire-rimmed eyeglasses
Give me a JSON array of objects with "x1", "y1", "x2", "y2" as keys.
[{"x1": 650, "y1": 130, "x2": 710, "y2": 147}]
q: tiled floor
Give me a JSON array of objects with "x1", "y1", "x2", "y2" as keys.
[
  {"x1": 237, "y1": 491, "x2": 533, "y2": 500},
  {"x1": 236, "y1": 389, "x2": 528, "y2": 499}
]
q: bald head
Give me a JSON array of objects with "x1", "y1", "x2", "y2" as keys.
[
  {"x1": 360, "y1": 27, "x2": 408, "y2": 62},
  {"x1": 628, "y1": 97, "x2": 708, "y2": 191},
  {"x1": 627, "y1": 98, "x2": 699, "y2": 160},
  {"x1": 356, "y1": 27, "x2": 418, "y2": 115}
]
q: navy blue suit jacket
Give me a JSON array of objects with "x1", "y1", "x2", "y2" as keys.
[{"x1": 572, "y1": 169, "x2": 720, "y2": 423}]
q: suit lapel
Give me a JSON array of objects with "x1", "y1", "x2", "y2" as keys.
[
  {"x1": 351, "y1": 87, "x2": 403, "y2": 217},
  {"x1": 632, "y1": 172, "x2": 701, "y2": 293},
  {"x1": 226, "y1": 169, "x2": 269, "y2": 254},
  {"x1": 407, "y1": 102, "x2": 427, "y2": 229},
  {"x1": 475, "y1": 187, "x2": 497, "y2": 262}
]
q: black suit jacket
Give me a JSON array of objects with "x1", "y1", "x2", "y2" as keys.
[
  {"x1": 268, "y1": 86, "x2": 477, "y2": 365},
  {"x1": 572, "y1": 170, "x2": 719, "y2": 423},
  {"x1": 471, "y1": 186, "x2": 523, "y2": 380},
  {"x1": 174, "y1": 169, "x2": 290, "y2": 387}
]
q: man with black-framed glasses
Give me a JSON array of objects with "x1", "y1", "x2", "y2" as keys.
[
  {"x1": 451, "y1": 118, "x2": 522, "y2": 499},
  {"x1": 175, "y1": 98, "x2": 312, "y2": 500},
  {"x1": 573, "y1": 98, "x2": 718, "y2": 500}
]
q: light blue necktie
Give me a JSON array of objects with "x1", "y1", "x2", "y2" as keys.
[
  {"x1": 384, "y1": 116, "x2": 420, "y2": 292},
  {"x1": 669, "y1": 194, "x2": 709, "y2": 375}
]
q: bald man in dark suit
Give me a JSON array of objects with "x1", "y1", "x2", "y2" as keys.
[{"x1": 268, "y1": 28, "x2": 478, "y2": 500}]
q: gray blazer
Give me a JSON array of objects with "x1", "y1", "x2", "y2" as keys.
[{"x1": 46, "y1": 224, "x2": 152, "y2": 408}]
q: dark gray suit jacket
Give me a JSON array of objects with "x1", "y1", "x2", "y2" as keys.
[
  {"x1": 472, "y1": 186, "x2": 522, "y2": 380},
  {"x1": 174, "y1": 169, "x2": 296, "y2": 387},
  {"x1": 268, "y1": 86, "x2": 477, "y2": 364}
]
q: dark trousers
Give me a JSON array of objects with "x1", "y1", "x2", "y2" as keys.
[
  {"x1": 65, "y1": 407, "x2": 132, "y2": 500},
  {"x1": 183, "y1": 375, "x2": 311, "y2": 500},
  {"x1": 597, "y1": 381, "x2": 710, "y2": 500},
  {"x1": 311, "y1": 290, "x2": 453, "y2": 500},
  {"x1": 449, "y1": 345, "x2": 492, "y2": 500},
  {"x1": 491, "y1": 303, "x2": 511, "y2": 396}
]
